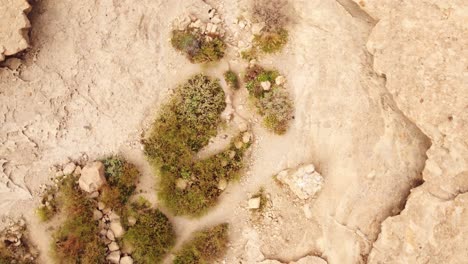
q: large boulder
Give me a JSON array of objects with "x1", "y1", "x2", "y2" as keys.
[{"x1": 78, "y1": 161, "x2": 106, "y2": 193}]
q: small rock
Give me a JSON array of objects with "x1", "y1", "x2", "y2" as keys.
[
  {"x1": 108, "y1": 212, "x2": 120, "y2": 222},
  {"x1": 93, "y1": 210, "x2": 103, "y2": 220},
  {"x1": 98, "y1": 202, "x2": 105, "y2": 210},
  {"x1": 190, "y1": 19, "x2": 202, "y2": 29},
  {"x1": 218, "y1": 179, "x2": 228, "y2": 190},
  {"x1": 210, "y1": 24, "x2": 218, "y2": 33},
  {"x1": 211, "y1": 15, "x2": 221, "y2": 24},
  {"x1": 120, "y1": 256, "x2": 134, "y2": 264},
  {"x1": 251, "y1": 22, "x2": 265, "y2": 35},
  {"x1": 110, "y1": 221, "x2": 124, "y2": 238},
  {"x1": 242, "y1": 132, "x2": 252, "y2": 144},
  {"x1": 106, "y1": 251, "x2": 121, "y2": 264},
  {"x1": 127, "y1": 216, "x2": 137, "y2": 227},
  {"x1": 108, "y1": 241, "x2": 119, "y2": 251},
  {"x1": 106, "y1": 230, "x2": 115, "y2": 241},
  {"x1": 55, "y1": 171, "x2": 64, "y2": 177},
  {"x1": 248, "y1": 197, "x2": 261, "y2": 209},
  {"x1": 303, "y1": 204, "x2": 313, "y2": 219},
  {"x1": 121, "y1": 240, "x2": 134, "y2": 255},
  {"x1": 62, "y1": 162, "x2": 76, "y2": 175},
  {"x1": 304, "y1": 164, "x2": 315, "y2": 173},
  {"x1": 73, "y1": 166, "x2": 82, "y2": 176},
  {"x1": 275, "y1": 76, "x2": 286, "y2": 86},
  {"x1": 78, "y1": 161, "x2": 106, "y2": 193},
  {"x1": 239, "y1": 20, "x2": 246, "y2": 29},
  {"x1": 261, "y1": 81, "x2": 271, "y2": 91},
  {"x1": 235, "y1": 141, "x2": 243, "y2": 149},
  {"x1": 208, "y1": 8, "x2": 216, "y2": 18},
  {"x1": 100, "y1": 229, "x2": 107, "y2": 236},
  {"x1": 90, "y1": 191, "x2": 99, "y2": 198},
  {"x1": 176, "y1": 178, "x2": 188, "y2": 190},
  {"x1": 228, "y1": 150, "x2": 236, "y2": 159},
  {"x1": 237, "y1": 120, "x2": 248, "y2": 132}
]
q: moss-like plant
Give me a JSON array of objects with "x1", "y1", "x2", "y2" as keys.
[
  {"x1": 224, "y1": 70, "x2": 240, "y2": 90},
  {"x1": 143, "y1": 74, "x2": 251, "y2": 216},
  {"x1": 52, "y1": 177, "x2": 106, "y2": 264},
  {"x1": 244, "y1": 65, "x2": 293, "y2": 134},
  {"x1": 122, "y1": 199, "x2": 175, "y2": 264},
  {"x1": 100, "y1": 157, "x2": 139, "y2": 213},
  {"x1": 174, "y1": 223, "x2": 229, "y2": 264},
  {"x1": 171, "y1": 30, "x2": 226, "y2": 63}
]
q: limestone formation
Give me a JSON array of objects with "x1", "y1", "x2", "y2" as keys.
[{"x1": 0, "y1": 0, "x2": 31, "y2": 61}]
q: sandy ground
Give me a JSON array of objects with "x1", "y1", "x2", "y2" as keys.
[{"x1": 1, "y1": 0, "x2": 466, "y2": 263}]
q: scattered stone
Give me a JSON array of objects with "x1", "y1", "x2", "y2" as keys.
[
  {"x1": 261, "y1": 81, "x2": 271, "y2": 91},
  {"x1": 190, "y1": 19, "x2": 202, "y2": 29},
  {"x1": 275, "y1": 75, "x2": 286, "y2": 86},
  {"x1": 127, "y1": 216, "x2": 137, "y2": 227},
  {"x1": 106, "y1": 229, "x2": 115, "y2": 241},
  {"x1": 73, "y1": 166, "x2": 82, "y2": 176},
  {"x1": 78, "y1": 161, "x2": 106, "y2": 193},
  {"x1": 276, "y1": 164, "x2": 324, "y2": 200},
  {"x1": 303, "y1": 204, "x2": 313, "y2": 219},
  {"x1": 120, "y1": 256, "x2": 134, "y2": 264},
  {"x1": 208, "y1": 8, "x2": 216, "y2": 19},
  {"x1": 108, "y1": 212, "x2": 120, "y2": 222},
  {"x1": 106, "y1": 251, "x2": 121, "y2": 264},
  {"x1": 251, "y1": 22, "x2": 265, "y2": 35},
  {"x1": 218, "y1": 179, "x2": 228, "y2": 190},
  {"x1": 89, "y1": 191, "x2": 99, "y2": 198},
  {"x1": 242, "y1": 132, "x2": 252, "y2": 144},
  {"x1": 239, "y1": 20, "x2": 246, "y2": 29},
  {"x1": 110, "y1": 221, "x2": 124, "y2": 238},
  {"x1": 228, "y1": 150, "x2": 236, "y2": 159},
  {"x1": 235, "y1": 141, "x2": 243, "y2": 149},
  {"x1": 93, "y1": 210, "x2": 103, "y2": 220},
  {"x1": 100, "y1": 229, "x2": 107, "y2": 236},
  {"x1": 210, "y1": 24, "x2": 218, "y2": 33},
  {"x1": 108, "y1": 241, "x2": 119, "y2": 251},
  {"x1": 248, "y1": 197, "x2": 261, "y2": 209},
  {"x1": 237, "y1": 120, "x2": 248, "y2": 132},
  {"x1": 211, "y1": 15, "x2": 221, "y2": 24},
  {"x1": 175, "y1": 178, "x2": 188, "y2": 190},
  {"x1": 62, "y1": 162, "x2": 76, "y2": 175},
  {"x1": 98, "y1": 202, "x2": 106, "y2": 210}
]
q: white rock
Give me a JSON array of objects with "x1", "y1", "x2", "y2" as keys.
[
  {"x1": 248, "y1": 197, "x2": 261, "y2": 209},
  {"x1": 242, "y1": 132, "x2": 252, "y2": 144},
  {"x1": 78, "y1": 161, "x2": 106, "y2": 193},
  {"x1": 208, "y1": 9, "x2": 216, "y2": 18},
  {"x1": 62, "y1": 162, "x2": 76, "y2": 175},
  {"x1": 93, "y1": 210, "x2": 103, "y2": 220},
  {"x1": 237, "y1": 120, "x2": 248, "y2": 132},
  {"x1": 211, "y1": 16, "x2": 221, "y2": 24},
  {"x1": 127, "y1": 216, "x2": 137, "y2": 226},
  {"x1": 108, "y1": 241, "x2": 119, "y2": 251},
  {"x1": 108, "y1": 212, "x2": 120, "y2": 221},
  {"x1": 276, "y1": 164, "x2": 324, "y2": 200},
  {"x1": 98, "y1": 202, "x2": 105, "y2": 210},
  {"x1": 239, "y1": 20, "x2": 246, "y2": 29},
  {"x1": 110, "y1": 221, "x2": 124, "y2": 238},
  {"x1": 106, "y1": 251, "x2": 120, "y2": 264},
  {"x1": 275, "y1": 76, "x2": 286, "y2": 86},
  {"x1": 176, "y1": 178, "x2": 188, "y2": 190},
  {"x1": 106, "y1": 229, "x2": 115, "y2": 241},
  {"x1": 210, "y1": 24, "x2": 218, "y2": 33},
  {"x1": 251, "y1": 22, "x2": 265, "y2": 35},
  {"x1": 120, "y1": 256, "x2": 133, "y2": 264},
  {"x1": 261, "y1": 81, "x2": 271, "y2": 91},
  {"x1": 190, "y1": 19, "x2": 202, "y2": 29},
  {"x1": 73, "y1": 166, "x2": 81, "y2": 176},
  {"x1": 89, "y1": 191, "x2": 99, "y2": 198},
  {"x1": 218, "y1": 179, "x2": 228, "y2": 190}
]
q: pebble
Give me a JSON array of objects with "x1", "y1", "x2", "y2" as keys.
[
  {"x1": 98, "y1": 202, "x2": 106, "y2": 210},
  {"x1": 110, "y1": 221, "x2": 125, "y2": 238},
  {"x1": 127, "y1": 216, "x2": 137, "y2": 227},
  {"x1": 73, "y1": 166, "x2": 82, "y2": 176},
  {"x1": 106, "y1": 230, "x2": 115, "y2": 241},
  {"x1": 106, "y1": 251, "x2": 121, "y2": 264},
  {"x1": 242, "y1": 132, "x2": 252, "y2": 144},
  {"x1": 275, "y1": 76, "x2": 286, "y2": 85},
  {"x1": 248, "y1": 197, "x2": 261, "y2": 209},
  {"x1": 120, "y1": 256, "x2": 134, "y2": 264},
  {"x1": 93, "y1": 210, "x2": 103, "y2": 220},
  {"x1": 62, "y1": 162, "x2": 76, "y2": 175},
  {"x1": 261, "y1": 81, "x2": 271, "y2": 91}
]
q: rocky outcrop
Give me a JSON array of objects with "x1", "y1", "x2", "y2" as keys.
[
  {"x1": 0, "y1": 0, "x2": 31, "y2": 61},
  {"x1": 355, "y1": 0, "x2": 468, "y2": 262}
]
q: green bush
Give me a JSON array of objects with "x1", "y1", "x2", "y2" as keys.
[
  {"x1": 143, "y1": 74, "x2": 250, "y2": 216},
  {"x1": 123, "y1": 200, "x2": 175, "y2": 264},
  {"x1": 171, "y1": 30, "x2": 226, "y2": 63},
  {"x1": 52, "y1": 177, "x2": 106, "y2": 264},
  {"x1": 100, "y1": 157, "x2": 139, "y2": 212},
  {"x1": 244, "y1": 65, "x2": 293, "y2": 134},
  {"x1": 224, "y1": 70, "x2": 240, "y2": 90},
  {"x1": 174, "y1": 223, "x2": 229, "y2": 264}
]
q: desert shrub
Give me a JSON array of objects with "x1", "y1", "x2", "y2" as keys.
[
  {"x1": 174, "y1": 223, "x2": 229, "y2": 264},
  {"x1": 171, "y1": 30, "x2": 225, "y2": 63},
  {"x1": 122, "y1": 200, "x2": 175, "y2": 263},
  {"x1": 224, "y1": 70, "x2": 240, "y2": 90},
  {"x1": 52, "y1": 177, "x2": 106, "y2": 264},
  {"x1": 143, "y1": 74, "x2": 251, "y2": 216},
  {"x1": 244, "y1": 65, "x2": 293, "y2": 134},
  {"x1": 254, "y1": 28, "x2": 288, "y2": 54},
  {"x1": 100, "y1": 157, "x2": 139, "y2": 212}
]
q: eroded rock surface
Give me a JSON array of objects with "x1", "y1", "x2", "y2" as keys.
[
  {"x1": 0, "y1": 0, "x2": 31, "y2": 61},
  {"x1": 358, "y1": 0, "x2": 468, "y2": 263}
]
